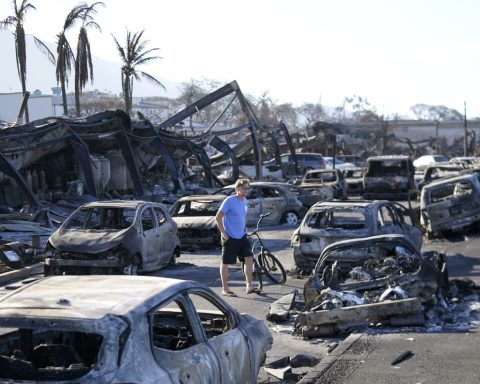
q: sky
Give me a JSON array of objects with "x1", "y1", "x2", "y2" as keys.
[{"x1": 1, "y1": 0, "x2": 480, "y2": 118}]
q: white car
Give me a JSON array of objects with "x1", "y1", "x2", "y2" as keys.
[
  {"x1": 413, "y1": 155, "x2": 450, "y2": 172},
  {"x1": 323, "y1": 157, "x2": 356, "y2": 170}
]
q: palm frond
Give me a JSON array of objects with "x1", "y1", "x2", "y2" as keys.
[
  {"x1": 32, "y1": 35, "x2": 55, "y2": 64},
  {"x1": 139, "y1": 71, "x2": 166, "y2": 90},
  {"x1": 0, "y1": 16, "x2": 18, "y2": 28}
]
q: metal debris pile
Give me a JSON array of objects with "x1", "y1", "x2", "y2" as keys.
[
  {"x1": 291, "y1": 275, "x2": 480, "y2": 338},
  {"x1": 283, "y1": 236, "x2": 453, "y2": 337}
]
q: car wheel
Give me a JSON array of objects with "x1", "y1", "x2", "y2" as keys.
[
  {"x1": 122, "y1": 255, "x2": 140, "y2": 275},
  {"x1": 283, "y1": 211, "x2": 300, "y2": 225},
  {"x1": 44, "y1": 264, "x2": 52, "y2": 276},
  {"x1": 303, "y1": 167, "x2": 313, "y2": 175},
  {"x1": 168, "y1": 248, "x2": 180, "y2": 266}
]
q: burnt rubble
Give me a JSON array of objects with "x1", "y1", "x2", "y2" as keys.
[
  {"x1": 285, "y1": 235, "x2": 480, "y2": 338},
  {"x1": 293, "y1": 277, "x2": 480, "y2": 338}
]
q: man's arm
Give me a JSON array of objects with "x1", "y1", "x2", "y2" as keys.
[{"x1": 215, "y1": 210, "x2": 229, "y2": 241}]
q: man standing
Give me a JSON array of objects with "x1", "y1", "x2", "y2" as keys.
[{"x1": 215, "y1": 178, "x2": 261, "y2": 297}]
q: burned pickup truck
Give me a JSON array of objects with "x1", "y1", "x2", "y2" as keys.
[
  {"x1": 362, "y1": 155, "x2": 417, "y2": 200},
  {"x1": 297, "y1": 235, "x2": 448, "y2": 337},
  {"x1": 420, "y1": 173, "x2": 480, "y2": 236}
]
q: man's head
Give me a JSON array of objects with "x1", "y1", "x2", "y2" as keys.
[{"x1": 234, "y1": 178, "x2": 251, "y2": 198}]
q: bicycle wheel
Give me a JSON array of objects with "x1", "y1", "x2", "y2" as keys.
[
  {"x1": 241, "y1": 260, "x2": 263, "y2": 290},
  {"x1": 258, "y1": 251, "x2": 287, "y2": 285}
]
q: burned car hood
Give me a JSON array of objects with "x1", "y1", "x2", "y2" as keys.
[
  {"x1": 49, "y1": 228, "x2": 130, "y2": 253},
  {"x1": 173, "y1": 216, "x2": 217, "y2": 229}
]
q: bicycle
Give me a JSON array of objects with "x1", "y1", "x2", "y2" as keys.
[{"x1": 241, "y1": 213, "x2": 287, "y2": 289}]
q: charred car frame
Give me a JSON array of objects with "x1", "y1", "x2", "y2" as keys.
[
  {"x1": 291, "y1": 200, "x2": 423, "y2": 272},
  {"x1": 44, "y1": 200, "x2": 181, "y2": 275},
  {"x1": 169, "y1": 194, "x2": 225, "y2": 249},
  {"x1": 0, "y1": 275, "x2": 272, "y2": 383}
]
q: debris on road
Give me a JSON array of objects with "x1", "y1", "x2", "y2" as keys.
[
  {"x1": 391, "y1": 350, "x2": 414, "y2": 365},
  {"x1": 263, "y1": 354, "x2": 319, "y2": 380},
  {"x1": 266, "y1": 289, "x2": 297, "y2": 323}
]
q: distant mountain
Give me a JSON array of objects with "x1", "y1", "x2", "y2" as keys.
[{"x1": 0, "y1": 31, "x2": 181, "y2": 98}]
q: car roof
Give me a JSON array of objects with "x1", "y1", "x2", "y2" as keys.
[
  {"x1": 0, "y1": 276, "x2": 200, "y2": 320},
  {"x1": 306, "y1": 169, "x2": 337, "y2": 174},
  {"x1": 81, "y1": 200, "x2": 152, "y2": 209},
  {"x1": 422, "y1": 172, "x2": 477, "y2": 189},
  {"x1": 221, "y1": 181, "x2": 287, "y2": 189},
  {"x1": 367, "y1": 155, "x2": 411, "y2": 161},
  {"x1": 281, "y1": 152, "x2": 322, "y2": 155},
  {"x1": 176, "y1": 194, "x2": 226, "y2": 202},
  {"x1": 311, "y1": 199, "x2": 385, "y2": 209}
]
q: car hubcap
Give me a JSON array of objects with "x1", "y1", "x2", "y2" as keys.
[
  {"x1": 123, "y1": 264, "x2": 138, "y2": 275},
  {"x1": 286, "y1": 212, "x2": 298, "y2": 225}
]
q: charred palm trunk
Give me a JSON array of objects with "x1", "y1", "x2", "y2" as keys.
[
  {"x1": 16, "y1": 27, "x2": 29, "y2": 123},
  {"x1": 60, "y1": 75, "x2": 68, "y2": 116},
  {"x1": 74, "y1": 59, "x2": 81, "y2": 117},
  {"x1": 122, "y1": 73, "x2": 132, "y2": 116}
]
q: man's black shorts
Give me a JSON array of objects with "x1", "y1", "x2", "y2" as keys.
[{"x1": 222, "y1": 235, "x2": 253, "y2": 264}]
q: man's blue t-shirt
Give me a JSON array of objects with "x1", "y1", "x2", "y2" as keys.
[{"x1": 219, "y1": 195, "x2": 248, "y2": 239}]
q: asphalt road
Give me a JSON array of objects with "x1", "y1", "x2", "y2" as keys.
[
  {"x1": 1, "y1": 218, "x2": 479, "y2": 383},
  {"x1": 149, "y1": 222, "x2": 480, "y2": 382}
]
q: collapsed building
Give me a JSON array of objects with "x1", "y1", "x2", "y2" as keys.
[{"x1": 0, "y1": 81, "x2": 298, "y2": 216}]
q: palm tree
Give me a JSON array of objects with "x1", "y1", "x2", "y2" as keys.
[
  {"x1": 112, "y1": 29, "x2": 165, "y2": 116},
  {"x1": 0, "y1": 0, "x2": 55, "y2": 123},
  {"x1": 74, "y1": 1, "x2": 104, "y2": 117},
  {"x1": 56, "y1": 3, "x2": 88, "y2": 116}
]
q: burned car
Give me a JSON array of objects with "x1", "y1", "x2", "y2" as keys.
[
  {"x1": 417, "y1": 163, "x2": 465, "y2": 191},
  {"x1": 291, "y1": 200, "x2": 423, "y2": 272},
  {"x1": 44, "y1": 200, "x2": 181, "y2": 275},
  {"x1": 298, "y1": 235, "x2": 448, "y2": 335},
  {"x1": 300, "y1": 168, "x2": 348, "y2": 201},
  {"x1": 216, "y1": 181, "x2": 305, "y2": 226},
  {"x1": 0, "y1": 275, "x2": 272, "y2": 383},
  {"x1": 420, "y1": 173, "x2": 480, "y2": 236},
  {"x1": 363, "y1": 155, "x2": 417, "y2": 200},
  {"x1": 169, "y1": 194, "x2": 225, "y2": 249}
]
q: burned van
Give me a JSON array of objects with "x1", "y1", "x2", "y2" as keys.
[
  {"x1": 363, "y1": 155, "x2": 417, "y2": 200},
  {"x1": 420, "y1": 173, "x2": 480, "y2": 236}
]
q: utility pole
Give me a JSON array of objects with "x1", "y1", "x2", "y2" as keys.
[{"x1": 464, "y1": 101, "x2": 468, "y2": 156}]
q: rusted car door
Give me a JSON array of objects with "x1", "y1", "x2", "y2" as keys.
[
  {"x1": 258, "y1": 186, "x2": 286, "y2": 225},
  {"x1": 153, "y1": 206, "x2": 177, "y2": 266},
  {"x1": 392, "y1": 202, "x2": 423, "y2": 248},
  {"x1": 187, "y1": 291, "x2": 253, "y2": 383},
  {"x1": 246, "y1": 187, "x2": 262, "y2": 226},
  {"x1": 150, "y1": 294, "x2": 222, "y2": 383},
  {"x1": 422, "y1": 177, "x2": 480, "y2": 233},
  {"x1": 376, "y1": 204, "x2": 422, "y2": 249},
  {"x1": 140, "y1": 206, "x2": 164, "y2": 270}
]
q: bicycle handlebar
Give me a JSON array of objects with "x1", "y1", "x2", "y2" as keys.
[{"x1": 248, "y1": 212, "x2": 271, "y2": 237}]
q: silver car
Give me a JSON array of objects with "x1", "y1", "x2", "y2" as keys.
[
  {"x1": 300, "y1": 168, "x2": 348, "y2": 201},
  {"x1": 0, "y1": 275, "x2": 272, "y2": 383},
  {"x1": 420, "y1": 173, "x2": 480, "y2": 236},
  {"x1": 45, "y1": 200, "x2": 181, "y2": 275},
  {"x1": 216, "y1": 181, "x2": 305, "y2": 226},
  {"x1": 291, "y1": 200, "x2": 423, "y2": 271},
  {"x1": 170, "y1": 194, "x2": 226, "y2": 248}
]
